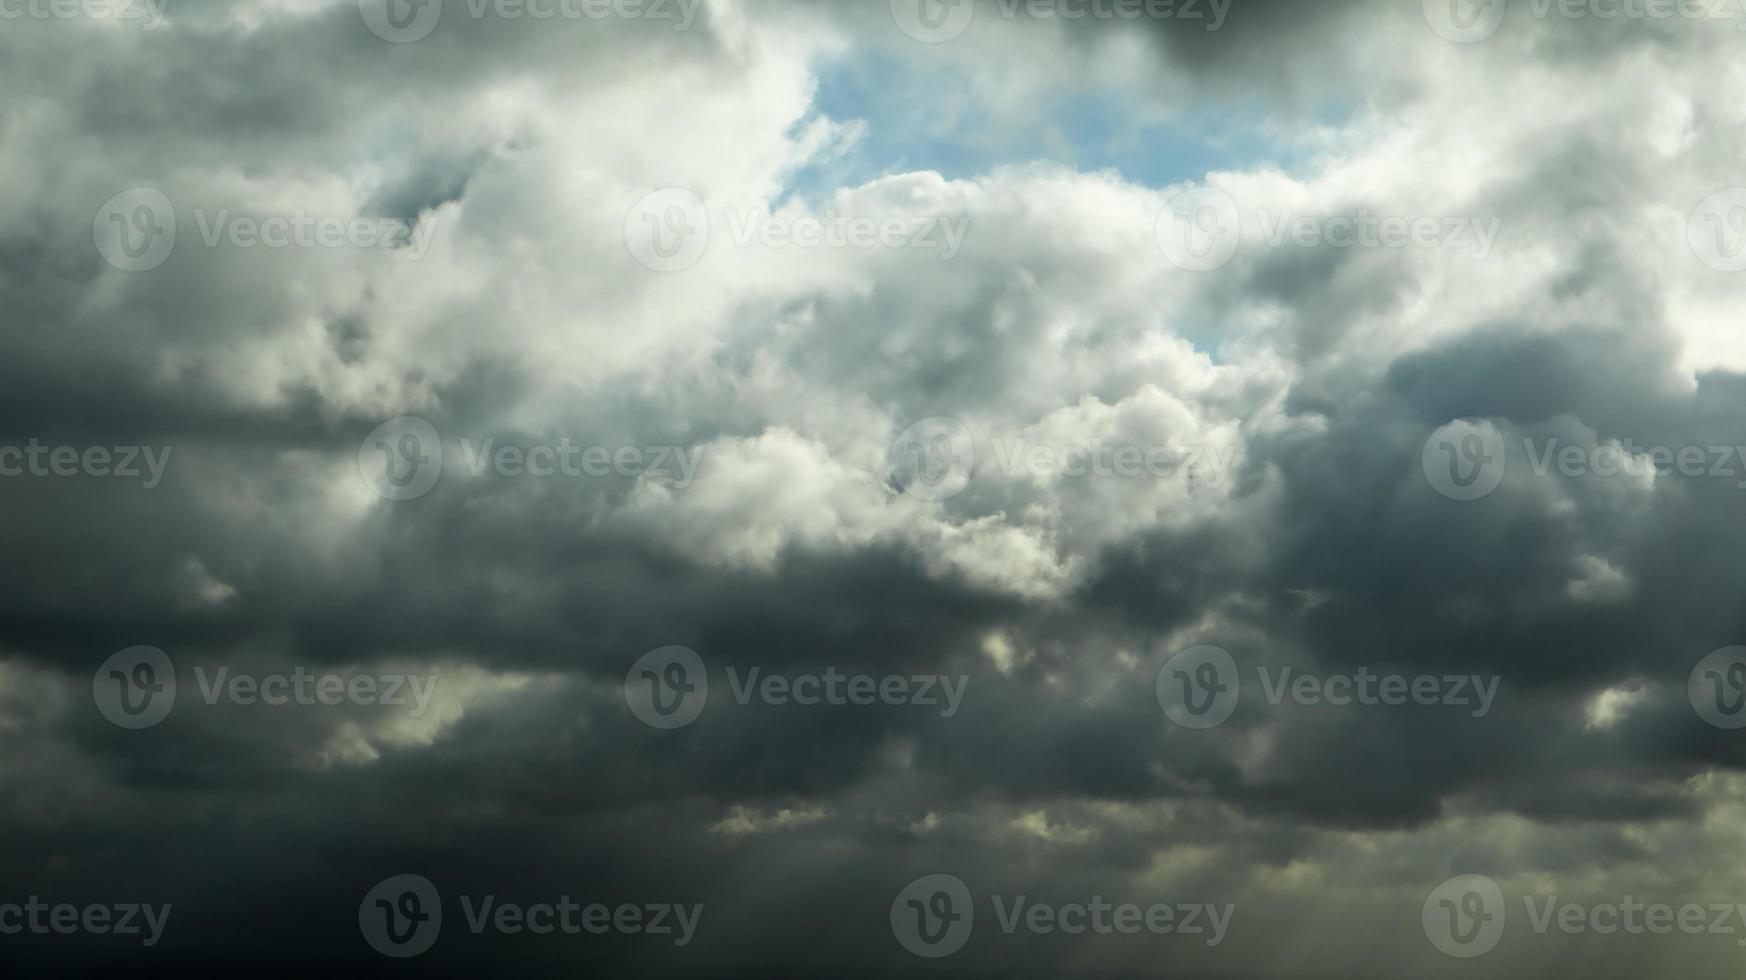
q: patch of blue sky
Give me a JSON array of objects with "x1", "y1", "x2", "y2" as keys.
[{"x1": 778, "y1": 48, "x2": 1354, "y2": 207}]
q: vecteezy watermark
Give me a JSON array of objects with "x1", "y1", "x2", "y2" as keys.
[
  {"x1": 887, "y1": 417, "x2": 976, "y2": 502},
  {"x1": 1255, "y1": 667, "x2": 1500, "y2": 716},
  {"x1": 0, "y1": 441, "x2": 172, "y2": 488},
  {"x1": 1425, "y1": 0, "x2": 1746, "y2": 43},
  {"x1": 93, "y1": 189, "x2": 176, "y2": 272},
  {"x1": 359, "y1": 0, "x2": 443, "y2": 42},
  {"x1": 1155, "y1": 646, "x2": 1501, "y2": 730},
  {"x1": 1155, "y1": 646, "x2": 1240, "y2": 729},
  {"x1": 1522, "y1": 896, "x2": 1746, "y2": 944},
  {"x1": 622, "y1": 188, "x2": 971, "y2": 272},
  {"x1": 358, "y1": 874, "x2": 701, "y2": 958},
  {"x1": 0, "y1": 898, "x2": 171, "y2": 948},
  {"x1": 94, "y1": 188, "x2": 437, "y2": 272},
  {"x1": 1156, "y1": 189, "x2": 1502, "y2": 272},
  {"x1": 892, "y1": 875, "x2": 974, "y2": 958},
  {"x1": 92, "y1": 647, "x2": 439, "y2": 730},
  {"x1": 889, "y1": 0, "x2": 1230, "y2": 43},
  {"x1": 359, "y1": 0, "x2": 702, "y2": 43},
  {"x1": 1689, "y1": 188, "x2": 1746, "y2": 272},
  {"x1": 622, "y1": 646, "x2": 970, "y2": 730},
  {"x1": 358, "y1": 417, "x2": 444, "y2": 502},
  {"x1": 717, "y1": 209, "x2": 969, "y2": 260},
  {"x1": 356, "y1": 417, "x2": 703, "y2": 502},
  {"x1": 1689, "y1": 646, "x2": 1746, "y2": 729},
  {"x1": 192, "y1": 666, "x2": 438, "y2": 718},
  {"x1": 457, "y1": 437, "x2": 703, "y2": 487},
  {"x1": 91, "y1": 647, "x2": 176, "y2": 730},
  {"x1": 886, "y1": 416, "x2": 1238, "y2": 502},
  {"x1": 1423, "y1": 875, "x2": 1507, "y2": 958},
  {"x1": 0, "y1": 0, "x2": 166, "y2": 29},
  {"x1": 1423, "y1": 874, "x2": 1746, "y2": 958},
  {"x1": 191, "y1": 209, "x2": 437, "y2": 259},
  {"x1": 1422, "y1": 0, "x2": 1506, "y2": 40},
  {"x1": 1421, "y1": 419, "x2": 1508, "y2": 501},
  {"x1": 1422, "y1": 418, "x2": 1746, "y2": 500},
  {"x1": 1519, "y1": 440, "x2": 1746, "y2": 487},
  {"x1": 890, "y1": 874, "x2": 1233, "y2": 959}
]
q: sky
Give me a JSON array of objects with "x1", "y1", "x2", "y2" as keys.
[{"x1": 8, "y1": 0, "x2": 1746, "y2": 975}]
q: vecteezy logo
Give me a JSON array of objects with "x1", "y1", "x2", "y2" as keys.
[
  {"x1": 1422, "y1": 419, "x2": 1507, "y2": 501},
  {"x1": 1156, "y1": 187, "x2": 1241, "y2": 272},
  {"x1": 1423, "y1": 0, "x2": 1508, "y2": 42},
  {"x1": 891, "y1": 874, "x2": 973, "y2": 958},
  {"x1": 890, "y1": 0, "x2": 974, "y2": 43},
  {"x1": 93, "y1": 188, "x2": 177, "y2": 273},
  {"x1": 358, "y1": 417, "x2": 444, "y2": 501},
  {"x1": 1422, "y1": 874, "x2": 1505, "y2": 958},
  {"x1": 1156, "y1": 645, "x2": 1239, "y2": 729},
  {"x1": 93, "y1": 646, "x2": 176, "y2": 729},
  {"x1": 1689, "y1": 646, "x2": 1746, "y2": 729},
  {"x1": 360, "y1": 0, "x2": 442, "y2": 42},
  {"x1": 624, "y1": 188, "x2": 710, "y2": 272},
  {"x1": 359, "y1": 874, "x2": 442, "y2": 958},
  {"x1": 1688, "y1": 189, "x2": 1746, "y2": 273},
  {"x1": 624, "y1": 646, "x2": 709, "y2": 729},
  {"x1": 887, "y1": 417, "x2": 976, "y2": 502}
]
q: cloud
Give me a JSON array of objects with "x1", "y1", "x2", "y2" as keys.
[{"x1": 7, "y1": 0, "x2": 1746, "y2": 975}]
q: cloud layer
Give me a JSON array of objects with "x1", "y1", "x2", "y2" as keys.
[{"x1": 7, "y1": 0, "x2": 1746, "y2": 975}]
